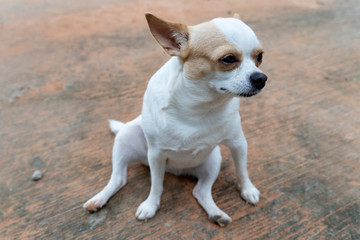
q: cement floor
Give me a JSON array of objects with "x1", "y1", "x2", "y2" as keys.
[{"x1": 1, "y1": 0, "x2": 359, "y2": 239}]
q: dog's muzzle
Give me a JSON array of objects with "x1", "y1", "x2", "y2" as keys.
[{"x1": 250, "y1": 72, "x2": 268, "y2": 90}]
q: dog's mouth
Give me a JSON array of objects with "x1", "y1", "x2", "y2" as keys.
[
  {"x1": 236, "y1": 91, "x2": 259, "y2": 97},
  {"x1": 220, "y1": 88, "x2": 259, "y2": 98}
]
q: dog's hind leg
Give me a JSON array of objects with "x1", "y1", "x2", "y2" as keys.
[
  {"x1": 192, "y1": 146, "x2": 232, "y2": 227},
  {"x1": 83, "y1": 116, "x2": 147, "y2": 212}
]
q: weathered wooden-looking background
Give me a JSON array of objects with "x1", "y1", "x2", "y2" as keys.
[{"x1": 1, "y1": 0, "x2": 359, "y2": 239}]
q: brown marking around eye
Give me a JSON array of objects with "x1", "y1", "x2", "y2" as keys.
[
  {"x1": 183, "y1": 22, "x2": 242, "y2": 80},
  {"x1": 251, "y1": 48, "x2": 264, "y2": 67},
  {"x1": 216, "y1": 50, "x2": 243, "y2": 72}
]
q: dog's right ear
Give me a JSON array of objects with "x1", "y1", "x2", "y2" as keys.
[{"x1": 145, "y1": 13, "x2": 189, "y2": 57}]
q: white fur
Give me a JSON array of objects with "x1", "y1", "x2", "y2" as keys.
[
  {"x1": 210, "y1": 18, "x2": 265, "y2": 97},
  {"x1": 109, "y1": 119, "x2": 124, "y2": 134},
  {"x1": 84, "y1": 15, "x2": 265, "y2": 227}
]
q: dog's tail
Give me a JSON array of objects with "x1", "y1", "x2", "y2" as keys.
[{"x1": 109, "y1": 119, "x2": 125, "y2": 135}]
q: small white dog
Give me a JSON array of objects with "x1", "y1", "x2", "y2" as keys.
[{"x1": 84, "y1": 13, "x2": 267, "y2": 227}]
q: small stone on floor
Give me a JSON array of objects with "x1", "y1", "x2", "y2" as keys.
[{"x1": 32, "y1": 170, "x2": 43, "y2": 181}]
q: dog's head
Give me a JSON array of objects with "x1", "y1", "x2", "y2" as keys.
[{"x1": 145, "y1": 13, "x2": 267, "y2": 97}]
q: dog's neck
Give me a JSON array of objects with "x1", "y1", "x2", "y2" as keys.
[{"x1": 165, "y1": 57, "x2": 238, "y2": 117}]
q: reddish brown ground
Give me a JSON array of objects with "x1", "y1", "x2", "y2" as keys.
[{"x1": 1, "y1": 0, "x2": 359, "y2": 239}]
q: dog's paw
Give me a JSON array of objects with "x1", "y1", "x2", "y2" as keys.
[
  {"x1": 83, "y1": 197, "x2": 105, "y2": 212},
  {"x1": 136, "y1": 200, "x2": 159, "y2": 220},
  {"x1": 209, "y1": 213, "x2": 232, "y2": 227},
  {"x1": 240, "y1": 183, "x2": 260, "y2": 205}
]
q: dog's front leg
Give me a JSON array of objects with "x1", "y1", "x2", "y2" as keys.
[
  {"x1": 136, "y1": 150, "x2": 166, "y2": 220},
  {"x1": 223, "y1": 130, "x2": 260, "y2": 205}
]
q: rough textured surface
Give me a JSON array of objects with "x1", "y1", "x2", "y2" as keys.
[{"x1": 1, "y1": 0, "x2": 359, "y2": 239}]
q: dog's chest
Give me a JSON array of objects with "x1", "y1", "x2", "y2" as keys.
[
  {"x1": 141, "y1": 58, "x2": 240, "y2": 169},
  {"x1": 153, "y1": 116, "x2": 231, "y2": 169}
]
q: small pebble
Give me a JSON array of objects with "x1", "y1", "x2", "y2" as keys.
[{"x1": 32, "y1": 170, "x2": 43, "y2": 181}]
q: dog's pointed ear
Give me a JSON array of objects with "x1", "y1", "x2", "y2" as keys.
[{"x1": 145, "y1": 13, "x2": 189, "y2": 57}]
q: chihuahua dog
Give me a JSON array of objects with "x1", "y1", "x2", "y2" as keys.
[{"x1": 84, "y1": 13, "x2": 267, "y2": 227}]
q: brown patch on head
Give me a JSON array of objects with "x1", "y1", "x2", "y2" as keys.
[
  {"x1": 251, "y1": 48, "x2": 264, "y2": 67},
  {"x1": 183, "y1": 22, "x2": 242, "y2": 80}
]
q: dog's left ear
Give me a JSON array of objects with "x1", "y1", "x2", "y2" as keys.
[{"x1": 145, "y1": 13, "x2": 189, "y2": 57}]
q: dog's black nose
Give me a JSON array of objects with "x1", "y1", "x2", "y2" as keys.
[{"x1": 250, "y1": 72, "x2": 268, "y2": 90}]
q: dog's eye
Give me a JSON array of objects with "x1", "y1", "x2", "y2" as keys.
[
  {"x1": 220, "y1": 55, "x2": 238, "y2": 64},
  {"x1": 257, "y1": 52, "x2": 263, "y2": 63}
]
